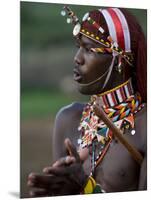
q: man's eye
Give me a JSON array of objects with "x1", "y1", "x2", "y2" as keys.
[{"x1": 85, "y1": 47, "x2": 93, "y2": 53}]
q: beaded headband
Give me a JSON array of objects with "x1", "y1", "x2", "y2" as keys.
[{"x1": 61, "y1": 6, "x2": 133, "y2": 65}]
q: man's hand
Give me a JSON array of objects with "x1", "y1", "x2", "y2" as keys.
[{"x1": 27, "y1": 138, "x2": 88, "y2": 197}]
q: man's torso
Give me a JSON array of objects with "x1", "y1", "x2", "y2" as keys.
[{"x1": 53, "y1": 102, "x2": 147, "y2": 192}]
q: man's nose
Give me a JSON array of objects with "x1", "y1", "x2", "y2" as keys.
[{"x1": 74, "y1": 48, "x2": 84, "y2": 66}]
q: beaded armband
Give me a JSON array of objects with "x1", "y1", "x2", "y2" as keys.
[{"x1": 82, "y1": 176, "x2": 105, "y2": 194}]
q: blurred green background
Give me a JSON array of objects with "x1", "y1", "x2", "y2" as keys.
[{"x1": 21, "y1": 1, "x2": 147, "y2": 198}]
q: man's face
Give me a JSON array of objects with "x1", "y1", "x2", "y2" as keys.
[{"x1": 73, "y1": 35, "x2": 113, "y2": 95}]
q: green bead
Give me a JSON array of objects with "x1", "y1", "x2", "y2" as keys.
[{"x1": 93, "y1": 184, "x2": 103, "y2": 193}]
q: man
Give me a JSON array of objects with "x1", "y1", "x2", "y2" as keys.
[{"x1": 27, "y1": 6, "x2": 147, "y2": 197}]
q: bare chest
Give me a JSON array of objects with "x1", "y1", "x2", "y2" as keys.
[
  {"x1": 82, "y1": 131, "x2": 141, "y2": 192},
  {"x1": 64, "y1": 104, "x2": 146, "y2": 192}
]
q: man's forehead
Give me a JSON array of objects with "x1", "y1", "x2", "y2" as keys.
[{"x1": 76, "y1": 35, "x2": 105, "y2": 47}]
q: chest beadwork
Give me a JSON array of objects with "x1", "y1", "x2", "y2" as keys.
[{"x1": 78, "y1": 79, "x2": 144, "y2": 175}]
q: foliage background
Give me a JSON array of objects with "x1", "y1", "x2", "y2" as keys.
[{"x1": 21, "y1": 1, "x2": 147, "y2": 197}]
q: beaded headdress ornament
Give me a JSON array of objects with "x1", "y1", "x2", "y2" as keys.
[{"x1": 61, "y1": 6, "x2": 133, "y2": 65}]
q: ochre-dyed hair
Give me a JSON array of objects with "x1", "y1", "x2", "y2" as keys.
[
  {"x1": 81, "y1": 8, "x2": 147, "y2": 102},
  {"x1": 121, "y1": 9, "x2": 147, "y2": 102}
]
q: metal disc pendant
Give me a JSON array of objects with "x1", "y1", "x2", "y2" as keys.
[
  {"x1": 61, "y1": 10, "x2": 66, "y2": 16},
  {"x1": 73, "y1": 23, "x2": 81, "y2": 36},
  {"x1": 82, "y1": 12, "x2": 89, "y2": 21},
  {"x1": 131, "y1": 129, "x2": 136, "y2": 135}
]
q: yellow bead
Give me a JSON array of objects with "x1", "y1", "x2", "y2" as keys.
[
  {"x1": 98, "y1": 48, "x2": 104, "y2": 53},
  {"x1": 86, "y1": 31, "x2": 90, "y2": 35},
  {"x1": 96, "y1": 36, "x2": 99, "y2": 40},
  {"x1": 81, "y1": 29, "x2": 85, "y2": 32},
  {"x1": 91, "y1": 34, "x2": 94, "y2": 37},
  {"x1": 84, "y1": 176, "x2": 96, "y2": 194},
  {"x1": 125, "y1": 125, "x2": 129, "y2": 129}
]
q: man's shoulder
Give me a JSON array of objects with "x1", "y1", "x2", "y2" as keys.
[
  {"x1": 55, "y1": 102, "x2": 85, "y2": 124},
  {"x1": 53, "y1": 102, "x2": 86, "y2": 159}
]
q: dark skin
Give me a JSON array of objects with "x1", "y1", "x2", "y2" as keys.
[{"x1": 27, "y1": 35, "x2": 147, "y2": 197}]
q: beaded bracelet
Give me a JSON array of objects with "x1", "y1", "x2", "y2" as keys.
[{"x1": 83, "y1": 176, "x2": 105, "y2": 194}]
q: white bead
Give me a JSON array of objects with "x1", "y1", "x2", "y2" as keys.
[
  {"x1": 77, "y1": 139, "x2": 82, "y2": 144},
  {"x1": 101, "y1": 189, "x2": 106, "y2": 193},
  {"x1": 131, "y1": 130, "x2": 136, "y2": 135},
  {"x1": 61, "y1": 10, "x2": 66, "y2": 16},
  {"x1": 73, "y1": 23, "x2": 81, "y2": 36},
  {"x1": 67, "y1": 18, "x2": 72, "y2": 24}
]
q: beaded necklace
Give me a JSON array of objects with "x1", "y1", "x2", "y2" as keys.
[{"x1": 78, "y1": 79, "x2": 144, "y2": 175}]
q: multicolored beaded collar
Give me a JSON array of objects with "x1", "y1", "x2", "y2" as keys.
[
  {"x1": 78, "y1": 79, "x2": 144, "y2": 175},
  {"x1": 97, "y1": 78, "x2": 134, "y2": 108}
]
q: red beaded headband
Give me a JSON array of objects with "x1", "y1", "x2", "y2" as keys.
[{"x1": 61, "y1": 6, "x2": 133, "y2": 65}]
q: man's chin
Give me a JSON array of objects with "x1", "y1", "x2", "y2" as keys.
[
  {"x1": 76, "y1": 80, "x2": 106, "y2": 95},
  {"x1": 76, "y1": 84, "x2": 97, "y2": 95}
]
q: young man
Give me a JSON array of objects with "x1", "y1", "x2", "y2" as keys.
[{"x1": 27, "y1": 7, "x2": 147, "y2": 196}]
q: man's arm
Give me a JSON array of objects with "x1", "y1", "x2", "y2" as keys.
[
  {"x1": 52, "y1": 105, "x2": 69, "y2": 161},
  {"x1": 52, "y1": 102, "x2": 84, "y2": 162}
]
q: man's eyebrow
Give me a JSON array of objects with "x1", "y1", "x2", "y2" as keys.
[
  {"x1": 83, "y1": 42, "x2": 95, "y2": 48},
  {"x1": 75, "y1": 39, "x2": 97, "y2": 48}
]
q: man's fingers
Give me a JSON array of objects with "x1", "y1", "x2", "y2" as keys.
[
  {"x1": 44, "y1": 163, "x2": 82, "y2": 178},
  {"x1": 42, "y1": 166, "x2": 69, "y2": 176},
  {"x1": 50, "y1": 156, "x2": 76, "y2": 168},
  {"x1": 28, "y1": 183, "x2": 67, "y2": 197},
  {"x1": 64, "y1": 138, "x2": 81, "y2": 162},
  {"x1": 29, "y1": 188, "x2": 48, "y2": 197},
  {"x1": 43, "y1": 155, "x2": 76, "y2": 175},
  {"x1": 27, "y1": 173, "x2": 57, "y2": 189}
]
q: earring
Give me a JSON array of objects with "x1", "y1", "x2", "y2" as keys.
[
  {"x1": 116, "y1": 56, "x2": 122, "y2": 73},
  {"x1": 117, "y1": 62, "x2": 122, "y2": 73}
]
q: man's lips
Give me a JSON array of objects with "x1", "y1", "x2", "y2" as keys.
[{"x1": 73, "y1": 69, "x2": 83, "y2": 82}]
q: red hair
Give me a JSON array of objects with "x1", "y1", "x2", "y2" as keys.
[{"x1": 121, "y1": 8, "x2": 147, "y2": 102}]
